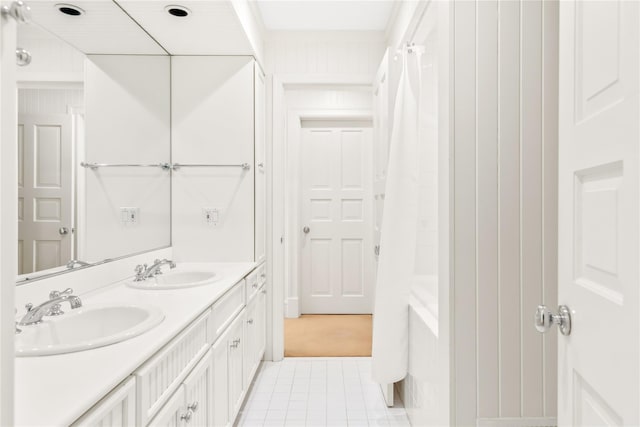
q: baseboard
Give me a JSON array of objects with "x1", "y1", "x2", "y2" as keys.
[
  {"x1": 285, "y1": 297, "x2": 299, "y2": 318},
  {"x1": 477, "y1": 417, "x2": 557, "y2": 427}
]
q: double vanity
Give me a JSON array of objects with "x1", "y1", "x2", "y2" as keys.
[
  {"x1": 14, "y1": 261, "x2": 266, "y2": 426},
  {"x1": 12, "y1": 3, "x2": 268, "y2": 426}
]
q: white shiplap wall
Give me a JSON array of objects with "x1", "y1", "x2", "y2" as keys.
[
  {"x1": 265, "y1": 31, "x2": 386, "y2": 75},
  {"x1": 452, "y1": 1, "x2": 558, "y2": 425},
  {"x1": 18, "y1": 89, "x2": 83, "y2": 115}
]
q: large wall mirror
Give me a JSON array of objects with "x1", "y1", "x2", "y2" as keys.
[{"x1": 17, "y1": 1, "x2": 171, "y2": 283}]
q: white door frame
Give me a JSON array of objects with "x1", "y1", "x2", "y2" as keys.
[
  {"x1": 285, "y1": 110, "x2": 373, "y2": 318},
  {"x1": 0, "y1": 12, "x2": 18, "y2": 426},
  {"x1": 271, "y1": 75, "x2": 374, "y2": 361}
]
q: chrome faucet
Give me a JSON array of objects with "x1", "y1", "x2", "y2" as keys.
[
  {"x1": 134, "y1": 259, "x2": 176, "y2": 282},
  {"x1": 67, "y1": 259, "x2": 90, "y2": 269},
  {"x1": 19, "y1": 288, "x2": 82, "y2": 326}
]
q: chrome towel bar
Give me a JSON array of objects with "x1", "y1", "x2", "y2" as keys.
[
  {"x1": 81, "y1": 162, "x2": 251, "y2": 171},
  {"x1": 171, "y1": 163, "x2": 251, "y2": 171},
  {"x1": 81, "y1": 162, "x2": 172, "y2": 171}
]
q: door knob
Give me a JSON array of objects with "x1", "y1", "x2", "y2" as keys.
[
  {"x1": 15, "y1": 48, "x2": 31, "y2": 66},
  {"x1": 1, "y1": 1, "x2": 31, "y2": 23},
  {"x1": 58, "y1": 227, "x2": 69, "y2": 235},
  {"x1": 535, "y1": 305, "x2": 572, "y2": 336},
  {"x1": 303, "y1": 226, "x2": 310, "y2": 234},
  {"x1": 374, "y1": 245, "x2": 380, "y2": 256}
]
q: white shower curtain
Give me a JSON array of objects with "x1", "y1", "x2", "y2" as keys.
[{"x1": 372, "y1": 49, "x2": 421, "y2": 384}]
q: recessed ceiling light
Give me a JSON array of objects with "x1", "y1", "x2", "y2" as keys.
[
  {"x1": 165, "y1": 5, "x2": 190, "y2": 17},
  {"x1": 56, "y1": 3, "x2": 83, "y2": 16}
]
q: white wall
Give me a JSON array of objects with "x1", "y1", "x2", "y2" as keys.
[
  {"x1": 83, "y1": 55, "x2": 171, "y2": 262},
  {"x1": 18, "y1": 88, "x2": 83, "y2": 114},
  {"x1": 171, "y1": 56, "x2": 256, "y2": 262},
  {"x1": 452, "y1": 1, "x2": 558, "y2": 425},
  {"x1": 0, "y1": 14, "x2": 18, "y2": 427},
  {"x1": 266, "y1": 31, "x2": 385, "y2": 75}
]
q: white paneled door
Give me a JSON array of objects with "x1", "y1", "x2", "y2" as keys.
[
  {"x1": 18, "y1": 113, "x2": 73, "y2": 274},
  {"x1": 557, "y1": 1, "x2": 638, "y2": 425},
  {"x1": 300, "y1": 123, "x2": 373, "y2": 314}
]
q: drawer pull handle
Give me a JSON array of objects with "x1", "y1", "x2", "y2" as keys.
[
  {"x1": 252, "y1": 283, "x2": 258, "y2": 289},
  {"x1": 260, "y1": 273, "x2": 266, "y2": 278},
  {"x1": 188, "y1": 401, "x2": 199, "y2": 413},
  {"x1": 180, "y1": 409, "x2": 192, "y2": 423},
  {"x1": 247, "y1": 319, "x2": 254, "y2": 325}
]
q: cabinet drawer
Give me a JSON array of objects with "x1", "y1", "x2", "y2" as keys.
[
  {"x1": 72, "y1": 377, "x2": 136, "y2": 426},
  {"x1": 136, "y1": 310, "x2": 211, "y2": 426},
  {"x1": 211, "y1": 281, "x2": 245, "y2": 342},
  {"x1": 245, "y1": 270, "x2": 259, "y2": 303}
]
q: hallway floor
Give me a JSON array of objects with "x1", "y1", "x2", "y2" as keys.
[
  {"x1": 236, "y1": 358, "x2": 410, "y2": 427},
  {"x1": 285, "y1": 315, "x2": 372, "y2": 357}
]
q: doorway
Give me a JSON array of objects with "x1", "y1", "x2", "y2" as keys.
[{"x1": 280, "y1": 103, "x2": 376, "y2": 358}]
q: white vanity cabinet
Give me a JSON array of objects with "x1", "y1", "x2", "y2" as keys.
[
  {"x1": 149, "y1": 349, "x2": 213, "y2": 427},
  {"x1": 136, "y1": 310, "x2": 212, "y2": 425},
  {"x1": 72, "y1": 377, "x2": 136, "y2": 426},
  {"x1": 212, "y1": 311, "x2": 245, "y2": 427},
  {"x1": 244, "y1": 283, "x2": 266, "y2": 388},
  {"x1": 67, "y1": 265, "x2": 267, "y2": 427}
]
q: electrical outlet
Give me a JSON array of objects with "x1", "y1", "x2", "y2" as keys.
[
  {"x1": 120, "y1": 207, "x2": 140, "y2": 226},
  {"x1": 203, "y1": 207, "x2": 221, "y2": 227}
]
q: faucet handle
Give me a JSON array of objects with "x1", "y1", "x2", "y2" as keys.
[
  {"x1": 25, "y1": 303, "x2": 33, "y2": 312},
  {"x1": 49, "y1": 288, "x2": 73, "y2": 300}
]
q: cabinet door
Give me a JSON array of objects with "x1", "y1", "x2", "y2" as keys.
[
  {"x1": 183, "y1": 349, "x2": 213, "y2": 427},
  {"x1": 256, "y1": 287, "x2": 266, "y2": 363},
  {"x1": 148, "y1": 386, "x2": 186, "y2": 427},
  {"x1": 243, "y1": 298, "x2": 259, "y2": 388},
  {"x1": 212, "y1": 332, "x2": 229, "y2": 427},
  {"x1": 227, "y1": 316, "x2": 245, "y2": 422}
]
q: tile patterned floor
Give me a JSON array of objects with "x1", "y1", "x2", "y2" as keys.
[{"x1": 236, "y1": 357, "x2": 411, "y2": 427}]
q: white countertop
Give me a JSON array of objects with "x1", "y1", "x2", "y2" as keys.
[{"x1": 14, "y1": 262, "x2": 257, "y2": 427}]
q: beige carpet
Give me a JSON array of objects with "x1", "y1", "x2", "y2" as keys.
[{"x1": 284, "y1": 314, "x2": 372, "y2": 357}]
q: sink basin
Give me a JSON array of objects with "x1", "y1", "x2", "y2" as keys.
[
  {"x1": 127, "y1": 268, "x2": 221, "y2": 290},
  {"x1": 15, "y1": 305, "x2": 164, "y2": 357}
]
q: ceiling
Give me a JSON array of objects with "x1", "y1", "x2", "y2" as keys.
[
  {"x1": 27, "y1": 0, "x2": 394, "y2": 57},
  {"x1": 254, "y1": 0, "x2": 396, "y2": 31},
  {"x1": 27, "y1": 0, "x2": 167, "y2": 55}
]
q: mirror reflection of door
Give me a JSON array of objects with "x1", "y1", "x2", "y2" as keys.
[{"x1": 17, "y1": 112, "x2": 74, "y2": 274}]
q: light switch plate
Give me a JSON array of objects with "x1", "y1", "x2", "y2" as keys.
[
  {"x1": 203, "y1": 207, "x2": 221, "y2": 227},
  {"x1": 120, "y1": 207, "x2": 140, "y2": 226}
]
